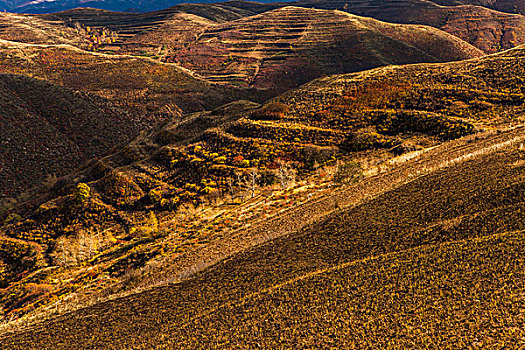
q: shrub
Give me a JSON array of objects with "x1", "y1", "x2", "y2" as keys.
[
  {"x1": 249, "y1": 102, "x2": 289, "y2": 120},
  {"x1": 302, "y1": 145, "x2": 338, "y2": 168},
  {"x1": 148, "y1": 188, "x2": 162, "y2": 204},
  {"x1": 3, "y1": 213, "x2": 22, "y2": 226},
  {"x1": 340, "y1": 132, "x2": 399, "y2": 152},
  {"x1": 333, "y1": 161, "x2": 363, "y2": 186},
  {"x1": 74, "y1": 183, "x2": 91, "y2": 203}
]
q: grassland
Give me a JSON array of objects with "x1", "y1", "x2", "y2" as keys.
[
  {"x1": 2, "y1": 122, "x2": 524, "y2": 349},
  {"x1": 0, "y1": 44, "x2": 524, "y2": 329}
]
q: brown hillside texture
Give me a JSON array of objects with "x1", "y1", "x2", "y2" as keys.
[
  {"x1": 0, "y1": 74, "x2": 136, "y2": 198},
  {"x1": 431, "y1": 0, "x2": 525, "y2": 16},
  {"x1": 163, "y1": 6, "x2": 482, "y2": 89},
  {"x1": 37, "y1": 0, "x2": 525, "y2": 54},
  {"x1": 285, "y1": 0, "x2": 525, "y2": 53},
  {"x1": 35, "y1": 6, "x2": 483, "y2": 91},
  {"x1": 1, "y1": 46, "x2": 525, "y2": 323},
  {"x1": 2, "y1": 121, "x2": 525, "y2": 349},
  {"x1": 0, "y1": 12, "x2": 83, "y2": 45},
  {"x1": 0, "y1": 40, "x2": 260, "y2": 116}
]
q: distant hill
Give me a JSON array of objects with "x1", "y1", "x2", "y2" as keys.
[
  {"x1": 0, "y1": 0, "x2": 280, "y2": 14},
  {"x1": 0, "y1": 40, "x2": 257, "y2": 116},
  {"x1": 289, "y1": 0, "x2": 525, "y2": 53},
  {"x1": 34, "y1": 0, "x2": 525, "y2": 55},
  {"x1": 431, "y1": 0, "x2": 525, "y2": 15},
  {"x1": 127, "y1": 6, "x2": 483, "y2": 90},
  {"x1": 0, "y1": 7, "x2": 482, "y2": 95}
]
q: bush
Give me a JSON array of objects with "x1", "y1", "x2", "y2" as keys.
[
  {"x1": 74, "y1": 183, "x2": 91, "y2": 203},
  {"x1": 3, "y1": 213, "x2": 22, "y2": 226},
  {"x1": 249, "y1": 102, "x2": 289, "y2": 120},
  {"x1": 333, "y1": 161, "x2": 363, "y2": 186},
  {"x1": 148, "y1": 188, "x2": 162, "y2": 204},
  {"x1": 302, "y1": 145, "x2": 338, "y2": 168},
  {"x1": 340, "y1": 132, "x2": 399, "y2": 152}
]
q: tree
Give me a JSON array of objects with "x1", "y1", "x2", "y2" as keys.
[{"x1": 276, "y1": 160, "x2": 296, "y2": 189}]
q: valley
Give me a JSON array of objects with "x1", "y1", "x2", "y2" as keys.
[{"x1": 0, "y1": 0, "x2": 525, "y2": 348}]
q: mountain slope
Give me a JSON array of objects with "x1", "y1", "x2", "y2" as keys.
[
  {"x1": 0, "y1": 7, "x2": 483, "y2": 95},
  {"x1": 0, "y1": 73, "x2": 135, "y2": 199},
  {"x1": 1, "y1": 45, "x2": 525, "y2": 325},
  {"x1": 27, "y1": 1, "x2": 525, "y2": 58},
  {"x1": 431, "y1": 0, "x2": 525, "y2": 15},
  {"x1": 2, "y1": 120, "x2": 524, "y2": 348},
  {"x1": 3, "y1": 0, "x2": 210, "y2": 14},
  {"x1": 0, "y1": 12, "x2": 85, "y2": 45},
  {"x1": 280, "y1": 0, "x2": 525, "y2": 53},
  {"x1": 0, "y1": 40, "x2": 257, "y2": 116},
  {"x1": 163, "y1": 6, "x2": 482, "y2": 90}
]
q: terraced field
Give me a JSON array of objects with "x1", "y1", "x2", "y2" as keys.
[
  {"x1": 40, "y1": 5, "x2": 484, "y2": 90},
  {"x1": 291, "y1": 0, "x2": 525, "y2": 53},
  {"x1": 164, "y1": 6, "x2": 482, "y2": 88},
  {"x1": 2, "y1": 122, "x2": 524, "y2": 349},
  {"x1": 37, "y1": 0, "x2": 525, "y2": 55},
  {"x1": 0, "y1": 40, "x2": 255, "y2": 117}
]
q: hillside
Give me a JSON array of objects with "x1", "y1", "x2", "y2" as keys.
[
  {"x1": 431, "y1": 0, "x2": 525, "y2": 15},
  {"x1": 1, "y1": 45, "x2": 525, "y2": 327},
  {"x1": 0, "y1": 74, "x2": 136, "y2": 199},
  {"x1": 0, "y1": 12, "x2": 84, "y2": 45},
  {"x1": 2, "y1": 114, "x2": 525, "y2": 348},
  {"x1": 163, "y1": 6, "x2": 482, "y2": 89},
  {"x1": 36, "y1": 0, "x2": 525, "y2": 56},
  {"x1": 0, "y1": 7, "x2": 484, "y2": 96},
  {"x1": 2, "y1": 0, "x2": 220, "y2": 14},
  {"x1": 280, "y1": 0, "x2": 525, "y2": 53},
  {"x1": 0, "y1": 40, "x2": 256, "y2": 116}
]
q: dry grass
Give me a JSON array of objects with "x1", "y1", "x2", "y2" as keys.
[{"x1": 2, "y1": 122, "x2": 525, "y2": 349}]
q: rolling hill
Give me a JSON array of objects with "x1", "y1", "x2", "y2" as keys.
[
  {"x1": 0, "y1": 40, "x2": 256, "y2": 116},
  {"x1": 1, "y1": 0, "x2": 227, "y2": 14},
  {"x1": 0, "y1": 12, "x2": 85, "y2": 46},
  {"x1": 33, "y1": 0, "x2": 525, "y2": 56},
  {"x1": 2, "y1": 2, "x2": 525, "y2": 346},
  {"x1": 162, "y1": 6, "x2": 482, "y2": 89},
  {"x1": 0, "y1": 73, "x2": 137, "y2": 200},
  {"x1": 431, "y1": 0, "x2": 525, "y2": 15},
  {"x1": 1, "y1": 43, "x2": 525, "y2": 330},
  {"x1": 0, "y1": 7, "x2": 483, "y2": 95},
  {"x1": 1, "y1": 108, "x2": 524, "y2": 349},
  {"x1": 290, "y1": 0, "x2": 525, "y2": 53}
]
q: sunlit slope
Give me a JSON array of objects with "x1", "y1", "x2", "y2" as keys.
[
  {"x1": 164, "y1": 6, "x2": 483, "y2": 89},
  {"x1": 0, "y1": 40, "x2": 254, "y2": 117},
  {"x1": 2, "y1": 123, "x2": 525, "y2": 349},
  {"x1": 290, "y1": 0, "x2": 525, "y2": 53},
  {"x1": 3, "y1": 45, "x2": 525, "y2": 333},
  {"x1": 0, "y1": 12, "x2": 84, "y2": 45},
  {"x1": 36, "y1": 0, "x2": 525, "y2": 54}
]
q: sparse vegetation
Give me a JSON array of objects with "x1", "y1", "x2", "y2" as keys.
[{"x1": 2, "y1": 4, "x2": 525, "y2": 348}]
